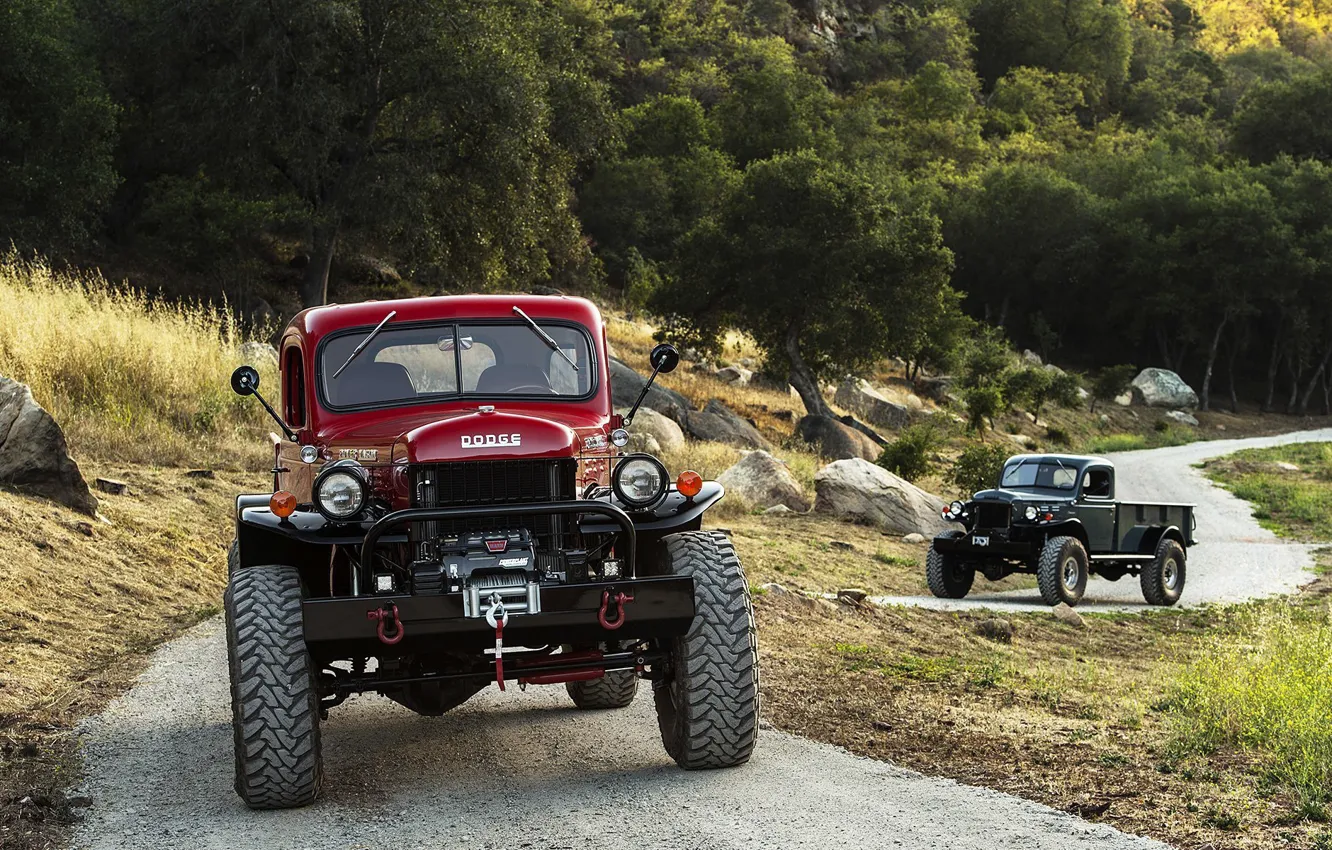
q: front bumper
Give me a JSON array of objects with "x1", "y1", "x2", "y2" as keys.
[
  {"x1": 933, "y1": 530, "x2": 1036, "y2": 559},
  {"x1": 302, "y1": 575, "x2": 695, "y2": 653}
]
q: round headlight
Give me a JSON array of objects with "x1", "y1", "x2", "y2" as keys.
[
  {"x1": 610, "y1": 428, "x2": 630, "y2": 448},
  {"x1": 1024, "y1": 505, "x2": 1038, "y2": 521},
  {"x1": 314, "y1": 466, "x2": 366, "y2": 520},
  {"x1": 950, "y1": 500, "x2": 966, "y2": 518},
  {"x1": 613, "y1": 454, "x2": 668, "y2": 509}
]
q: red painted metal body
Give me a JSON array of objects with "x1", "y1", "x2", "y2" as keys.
[{"x1": 272, "y1": 295, "x2": 615, "y2": 503}]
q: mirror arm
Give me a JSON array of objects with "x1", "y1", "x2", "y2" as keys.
[
  {"x1": 623, "y1": 363, "x2": 666, "y2": 428},
  {"x1": 253, "y1": 389, "x2": 299, "y2": 442}
]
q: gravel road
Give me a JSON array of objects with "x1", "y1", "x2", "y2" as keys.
[
  {"x1": 878, "y1": 427, "x2": 1332, "y2": 612},
  {"x1": 73, "y1": 615, "x2": 1165, "y2": 849}
]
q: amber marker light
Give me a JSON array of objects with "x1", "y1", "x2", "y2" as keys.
[
  {"x1": 270, "y1": 490, "x2": 297, "y2": 518},
  {"x1": 677, "y1": 470, "x2": 703, "y2": 499}
]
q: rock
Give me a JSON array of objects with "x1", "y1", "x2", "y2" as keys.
[
  {"x1": 240, "y1": 341, "x2": 278, "y2": 368},
  {"x1": 0, "y1": 377, "x2": 97, "y2": 515},
  {"x1": 760, "y1": 582, "x2": 789, "y2": 596},
  {"x1": 975, "y1": 618, "x2": 1014, "y2": 644},
  {"x1": 797, "y1": 415, "x2": 881, "y2": 462},
  {"x1": 829, "y1": 540, "x2": 856, "y2": 551},
  {"x1": 1114, "y1": 392, "x2": 1133, "y2": 407},
  {"x1": 917, "y1": 376, "x2": 954, "y2": 404},
  {"x1": 1098, "y1": 414, "x2": 1111, "y2": 427},
  {"x1": 1276, "y1": 461, "x2": 1300, "y2": 473},
  {"x1": 1216, "y1": 424, "x2": 1227, "y2": 432},
  {"x1": 1131, "y1": 368, "x2": 1199, "y2": 409},
  {"x1": 1077, "y1": 387, "x2": 1091, "y2": 402},
  {"x1": 681, "y1": 347, "x2": 700, "y2": 362},
  {"x1": 684, "y1": 400, "x2": 772, "y2": 450},
  {"x1": 1022, "y1": 350, "x2": 1043, "y2": 366},
  {"x1": 1052, "y1": 603, "x2": 1086, "y2": 628},
  {"x1": 715, "y1": 366, "x2": 754, "y2": 386},
  {"x1": 621, "y1": 406, "x2": 685, "y2": 454},
  {"x1": 903, "y1": 532, "x2": 927, "y2": 544},
  {"x1": 836, "y1": 588, "x2": 868, "y2": 603},
  {"x1": 833, "y1": 379, "x2": 912, "y2": 430},
  {"x1": 73, "y1": 520, "x2": 95, "y2": 537},
  {"x1": 1009, "y1": 433, "x2": 1036, "y2": 448},
  {"x1": 335, "y1": 253, "x2": 401, "y2": 286},
  {"x1": 763, "y1": 504, "x2": 795, "y2": 516},
  {"x1": 185, "y1": 469, "x2": 216, "y2": 479},
  {"x1": 94, "y1": 478, "x2": 129, "y2": 496},
  {"x1": 1164, "y1": 410, "x2": 1199, "y2": 427},
  {"x1": 627, "y1": 432, "x2": 662, "y2": 454},
  {"x1": 234, "y1": 294, "x2": 276, "y2": 329},
  {"x1": 901, "y1": 393, "x2": 925, "y2": 411},
  {"x1": 740, "y1": 357, "x2": 755, "y2": 368},
  {"x1": 813, "y1": 458, "x2": 950, "y2": 536},
  {"x1": 609, "y1": 358, "x2": 692, "y2": 424},
  {"x1": 717, "y1": 450, "x2": 810, "y2": 511}
]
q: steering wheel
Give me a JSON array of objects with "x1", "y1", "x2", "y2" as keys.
[{"x1": 508, "y1": 384, "x2": 553, "y2": 394}]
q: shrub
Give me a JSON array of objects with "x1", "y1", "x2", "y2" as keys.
[
  {"x1": 948, "y1": 443, "x2": 1010, "y2": 495},
  {"x1": 1091, "y1": 364, "x2": 1136, "y2": 412},
  {"x1": 1046, "y1": 426, "x2": 1071, "y2": 446},
  {"x1": 877, "y1": 423, "x2": 942, "y2": 482},
  {"x1": 963, "y1": 385, "x2": 1004, "y2": 434}
]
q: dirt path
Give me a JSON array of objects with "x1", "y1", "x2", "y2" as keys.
[
  {"x1": 878, "y1": 427, "x2": 1332, "y2": 612},
  {"x1": 72, "y1": 617, "x2": 1164, "y2": 849}
]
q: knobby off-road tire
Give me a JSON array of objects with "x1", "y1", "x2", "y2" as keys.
[
  {"x1": 1037, "y1": 536, "x2": 1089, "y2": 607},
  {"x1": 227, "y1": 538, "x2": 239, "y2": 577},
  {"x1": 926, "y1": 530, "x2": 974, "y2": 599},
  {"x1": 225, "y1": 565, "x2": 323, "y2": 809},
  {"x1": 655, "y1": 531, "x2": 758, "y2": 770},
  {"x1": 1141, "y1": 537, "x2": 1186, "y2": 606},
  {"x1": 567, "y1": 668, "x2": 639, "y2": 709}
]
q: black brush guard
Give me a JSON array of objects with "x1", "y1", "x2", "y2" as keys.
[{"x1": 302, "y1": 500, "x2": 696, "y2": 653}]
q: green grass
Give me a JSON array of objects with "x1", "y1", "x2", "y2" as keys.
[
  {"x1": 1084, "y1": 424, "x2": 1200, "y2": 454},
  {"x1": 1170, "y1": 606, "x2": 1332, "y2": 808},
  {"x1": 1207, "y1": 443, "x2": 1332, "y2": 540}
]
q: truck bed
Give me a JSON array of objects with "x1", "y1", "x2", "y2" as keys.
[{"x1": 1115, "y1": 501, "x2": 1197, "y2": 551}]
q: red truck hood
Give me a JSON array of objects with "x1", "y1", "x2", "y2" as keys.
[{"x1": 314, "y1": 407, "x2": 599, "y2": 463}]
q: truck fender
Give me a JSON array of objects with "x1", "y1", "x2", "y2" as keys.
[
  {"x1": 1137, "y1": 525, "x2": 1185, "y2": 557},
  {"x1": 1044, "y1": 519, "x2": 1089, "y2": 550}
]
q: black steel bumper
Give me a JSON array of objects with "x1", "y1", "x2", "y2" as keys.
[
  {"x1": 933, "y1": 530, "x2": 1036, "y2": 559},
  {"x1": 303, "y1": 575, "x2": 696, "y2": 654}
]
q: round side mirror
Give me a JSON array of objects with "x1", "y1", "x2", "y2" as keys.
[
  {"x1": 231, "y1": 365, "x2": 260, "y2": 396},
  {"x1": 649, "y1": 343, "x2": 680, "y2": 375}
]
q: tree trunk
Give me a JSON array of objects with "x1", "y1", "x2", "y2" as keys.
[
  {"x1": 1298, "y1": 341, "x2": 1332, "y2": 415},
  {"x1": 1286, "y1": 352, "x2": 1303, "y2": 414},
  {"x1": 1199, "y1": 317, "x2": 1227, "y2": 412},
  {"x1": 785, "y1": 322, "x2": 831, "y2": 418},
  {"x1": 300, "y1": 220, "x2": 340, "y2": 308},
  {"x1": 1263, "y1": 337, "x2": 1281, "y2": 413},
  {"x1": 1227, "y1": 343, "x2": 1240, "y2": 414}
]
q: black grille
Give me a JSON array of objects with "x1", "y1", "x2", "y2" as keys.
[
  {"x1": 974, "y1": 501, "x2": 1010, "y2": 529},
  {"x1": 410, "y1": 459, "x2": 577, "y2": 556}
]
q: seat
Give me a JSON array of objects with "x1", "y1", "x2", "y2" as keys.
[
  {"x1": 331, "y1": 361, "x2": 416, "y2": 406},
  {"x1": 474, "y1": 364, "x2": 552, "y2": 394}
]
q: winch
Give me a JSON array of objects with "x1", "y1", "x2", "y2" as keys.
[{"x1": 410, "y1": 528, "x2": 542, "y2": 617}]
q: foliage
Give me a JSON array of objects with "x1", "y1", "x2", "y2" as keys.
[
  {"x1": 1090, "y1": 364, "x2": 1137, "y2": 411},
  {"x1": 877, "y1": 423, "x2": 943, "y2": 482},
  {"x1": 948, "y1": 442, "x2": 1011, "y2": 494}
]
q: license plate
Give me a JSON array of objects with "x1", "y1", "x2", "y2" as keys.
[{"x1": 973, "y1": 535, "x2": 990, "y2": 547}]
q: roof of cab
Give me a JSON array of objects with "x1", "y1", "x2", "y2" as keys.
[
  {"x1": 285, "y1": 294, "x2": 605, "y2": 342},
  {"x1": 1006, "y1": 454, "x2": 1112, "y2": 468}
]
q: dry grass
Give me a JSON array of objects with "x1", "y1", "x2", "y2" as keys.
[
  {"x1": 0, "y1": 255, "x2": 276, "y2": 468},
  {"x1": 757, "y1": 591, "x2": 1332, "y2": 849}
]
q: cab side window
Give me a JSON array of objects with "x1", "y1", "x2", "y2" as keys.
[
  {"x1": 283, "y1": 346, "x2": 306, "y2": 427},
  {"x1": 1083, "y1": 469, "x2": 1112, "y2": 499}
]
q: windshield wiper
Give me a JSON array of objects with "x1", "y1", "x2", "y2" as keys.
[
  {"x1": 512, "y1": 306, "x2": 579, "y2": 371},
  {"x1": 332, "y1": 310, "x2": 398, "y2": 379}
]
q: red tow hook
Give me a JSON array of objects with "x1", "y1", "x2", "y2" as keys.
[
  {"x1": 598, "y1": 590, "x2": 634, "y2": 630},
  {"x1": 367, "y1": 603, "x2": 404, "y2": 645}
]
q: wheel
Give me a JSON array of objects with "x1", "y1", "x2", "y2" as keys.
[
  {"x1": 567, "y1": 668, "x2": 638, "y2": 709},
  {"x1": 225, "y1": 565, "x2": 323, "y2": 809},
  {"x1": 227, "y1": 538, "x2": 239, "y2": 577},
  {"x1": 1037, "y1": 536, "x2": 1089, "y2": 607},
  {"x1": 1141, "y1": 538, "x2": 1186, "y2": 606},
  {"x1": 926, "y1": 531, "x2": 974, "y2": 599},
  {"x1": 654, "y1": 531, "x2": 758, "y2": 770}
]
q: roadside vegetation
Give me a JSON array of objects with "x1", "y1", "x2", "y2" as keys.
[{"x1": 1206, "y1": 443, "x2": 1332, "y2": 540}]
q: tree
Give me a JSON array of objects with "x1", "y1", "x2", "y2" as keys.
[
  {"x1": 124, "y1": 0, "x2": 613, "y2": 306},
  {"x1": 0, "y1": 0, "x2": 117, "y2": 253},
  {"x1": 1231, "y1": 71, "x2": 1332, "y2": 164},
  {"x1": 970, "y1": 0, "x2": 1132, "y2": 93},
  {"x1": 657, "y1": 149, "x2": 953, "y2": 418},
  {"x1": 1090, "y1": 363, "x2": 1136, "y2": 411}
]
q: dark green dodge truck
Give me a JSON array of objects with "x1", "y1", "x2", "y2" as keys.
[{"x1": 928, "y1": 454, "x2": 1197, "y2": 607}]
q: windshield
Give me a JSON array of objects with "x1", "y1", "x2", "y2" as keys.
[
  {"x1": 1000, "y1": 461, "x2": 1078, "y2": 492},
  {"x1": 320, "y1": 321, "x2": 593, "y2": 408}
]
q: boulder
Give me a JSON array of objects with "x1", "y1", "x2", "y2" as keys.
[
  {"x1": 240, "y1": 341, "x2": 278, "y2": 368},
  {"x1": 1131, "y1": 368, "x2": 1199, "y2": 409},
  {"x1": 718, "y1": 451, "x2": 809, "y2": 512},
  {"x1": 1164, "y1": 410, "x2": 1199, "y2": 427},
  {"x1": 684, "y1": 400, "x2": 772, "y2": 450},
  {"x1": 902, "y1": 532, "x2": 927, "y2": 544},
  {"x1": 760, "y1": 582, "x2": 789, "y2": 595},
  {"x1": 715, "y1": 366, "x2": 753, "y2": 386},
  {"x1": 812, "y1": 458, "x2": 949, "y2": 536},
  {"x1": 764, "y1": 504, "x2": 795, "y2": 516},
  {"x1": 1114, "y1": 392, "x2": 1133, "y2": 407},
  {"x1": 0, "y1": 377, "x2": 97, "y2": 515},
  {"x1": 627, "y1": 432, "x2": 662, "y2": 454},
  {"x1": 836, "y1": 588, "x2": 868, "y2": 603},
  {"x1": 621, "y1": 406, "x2": 685, "y2": 454},
  {"x1": 1022, "y1": 350, "x2": 1043, "y2": 366},
  {"x1": 609, "y1": 358, "x2": 692, "y2": 424},
  {"x1": 797, "y1": 415, "x2": 881, "y2": 461},
  {"x1": 917, "y1": 376, "x2": 955, "y2": 404},
  {"x1": 1052, "y1": 603, "x2": 1086, "y2": 628},
  {"x1": 833, "y1": 379, "x2": 912, "y2": 430},
  {"x1": 975, "y1": 618, "x2": 1015, "y2": 644}
]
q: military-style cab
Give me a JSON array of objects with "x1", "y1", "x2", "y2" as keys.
[
  {"x1": 224, "y1": 295, "x2": 757, "y2": 809},
  {"x1": 927, "y1": 454, "x2": 1197, "y2": 607}
]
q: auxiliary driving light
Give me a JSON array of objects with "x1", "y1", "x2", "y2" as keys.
[
  {"x1": 1024, "y1": 505, "x2": 1039, "y2": 521},
  {"x1": 613, "y1": 453, "x2": 668, "y2": 509},
  {"x1": 677, "y1": 470, "x2": 703, "y2": 499},
  {"x1": 270, "y1": 490, "x2": 297, "y2": 518},
  {"x1": 313, "y1": 460, "x2": 368, "y2": 521}
]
